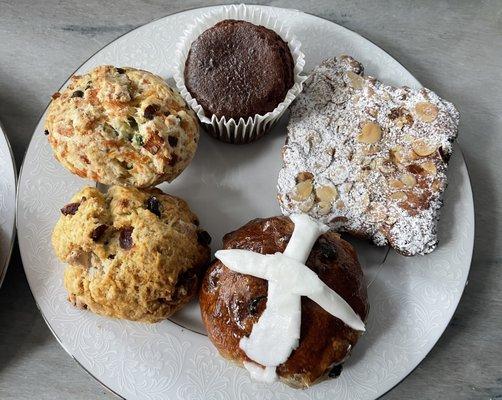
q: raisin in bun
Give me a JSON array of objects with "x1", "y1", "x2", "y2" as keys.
[{"x1": 199, "y1": 216, "x2": 369, "y2": 388}]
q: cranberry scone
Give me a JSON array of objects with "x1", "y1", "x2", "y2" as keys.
[
  {"x1": 52, "y1": 186, "x2": 211, "y2": 322},
  {"x1": 277, "y1": 55, "x2": 460, "y2": 256}
]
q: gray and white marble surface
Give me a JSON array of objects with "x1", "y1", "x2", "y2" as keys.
[{"x1": 0, "y1": 0, "x2": 500, "y2": 399}]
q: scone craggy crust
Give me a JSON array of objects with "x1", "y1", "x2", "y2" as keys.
[
  {"x1": 277, "y1": 56, "x2": 460, "y2": 255},
  {"x1": 52, "y1": 186, "x2": 211, "y2": 322},
  {"x1": 200, "y1": 217, "x2": 368, "y2": 388},
  {"x1": 45, "y1": 65, "x2": 199, "y2": 187}
]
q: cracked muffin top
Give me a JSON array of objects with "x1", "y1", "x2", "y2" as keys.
[
  {"x1": 52, "y1": 185, "x2": 211, "y2": 322},
  {"x1": 45, "y1": 65, "x2": 199, "y2": 187}
]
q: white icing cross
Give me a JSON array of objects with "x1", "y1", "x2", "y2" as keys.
[{"x1": 215, "y1": 214, "x2": 365, "y2": 383}]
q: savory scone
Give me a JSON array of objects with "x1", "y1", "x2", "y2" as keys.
[
  {"x1": 45, "y1": 65, "x2": 199, "y2": 187},
  {"x1": 52, "y1": 185, "x2": 211, "y2": 322},
  {"x1": 200, "y1": 216, "x2": 368, "y2": 388},
  {"x1": 277, "y1": 55, "x2": 460, "y2": 256}
]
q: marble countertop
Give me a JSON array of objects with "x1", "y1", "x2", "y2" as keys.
[{"x1": 0, "y1": 1, "x2": 501, "y2": 399}]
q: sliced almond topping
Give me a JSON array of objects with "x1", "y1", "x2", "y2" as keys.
[
  {"x1": 368, "y1": 203, "x2": 388, "y2": 223},
  {"x1": 401, "y1": 174, "x2": 417, "y2": 188},
  {"x1": 296, "y1": 171, "x2": 314, "y2": 182},
  {"x1": 421, "y1": 161, "x2": 437, "y2": 175},
  {"x1": 414, "y1": 102, "x2": 439, "y2": 122},
  {"x1": 357, "y1": 122, "x2": 382, "y2": 144},
  {"x1": 298, "y1": 197, "x2": 314, "y2": 212},
  {"x1": 363, "y1": 144, "x2": 380, "y2": 155},
  {"x1": 432, "y1": 179, "x2": 443, "y2": 191},
  {"x1": 315, "y1": 185, "x2": 338, "y2": 203},
  {"x1": 346, "y1": 71, "x2": 364, "y2": 89},
  {"x1": 412, "y1": 139, "x2": 438, "y2": 157},
  {"x1": 290, "y1": 180, "x2": 313, "y2": 201},
  {"x1": 391, "y1": 191, "x2": 408, "y2": 201},
  {"x1": 317, "y1": 201, "x2": 332, "y2": 215},
  {"x1": 389, "y1": 178, "x2": 405, "y2": 189},
  {"x1": 390, "y1": 146, "x2": 406, "y2": 164}
]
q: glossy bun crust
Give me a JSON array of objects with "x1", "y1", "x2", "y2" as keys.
[{"x1": 200, "y1": 216, "x2": 369, "y2": 388}]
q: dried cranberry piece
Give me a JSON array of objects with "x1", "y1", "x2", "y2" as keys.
[
  {"x1": 144, "y1": 104, "x2": 159, "y2": 120},
  {"x1": 197, "y1": 230, "x2": 211, "y2": 246},
  {"x1": 119, "y1": 226, "x2": 134, "y2": 249},
  {"x1": 61, "y1": 202, "x2": 80, "y2": 216},
  {"x1": 71, "y1": 90, "x2": 84, "y2": 98},
  {"x1": 91, "y1": 224, "x2": 108, "y2": 241},
  {"x1": 145, "y1": 196, "x2": 161, "y2": 217}
]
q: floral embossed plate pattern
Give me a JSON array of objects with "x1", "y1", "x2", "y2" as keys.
[
  {"x1": 17, "y1": 5, "x2": 474, "y2": 400},
  {"x1": 0, "y1": 121, "x2": 16, "y2": 288}
]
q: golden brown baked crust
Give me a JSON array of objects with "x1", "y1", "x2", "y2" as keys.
[
  {"x1": 200, "y1": 216, "x2": 368, "y2": 388},
  {"x1": 52, "y1": 186, "x2": 211, "y2": 322},
  {"x1": 45, "y1": 65, "x2": 199, "y2": 187}
]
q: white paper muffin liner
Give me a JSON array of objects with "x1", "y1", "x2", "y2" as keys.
[{"x1": 173, "y1": 4, "x2": 306, "y2": 144}]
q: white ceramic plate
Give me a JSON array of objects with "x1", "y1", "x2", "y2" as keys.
[
  {"x1": 0, "y1": 122, "x2": 16, "y2": 288},
  {"x1": 17, "y1": 5, "x2": 474, "y2": 400}
]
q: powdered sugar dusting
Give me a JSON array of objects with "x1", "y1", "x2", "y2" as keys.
[{"x1": 277, "y1": 55, "x2": 459, "y2": 256}]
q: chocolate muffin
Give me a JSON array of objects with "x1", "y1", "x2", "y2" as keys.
[
  {"x1": 200, "y1": 216, "x2": 369, "y2": 388},
  {"x1": 184, "y1": 20, "x2": 295, "y2": 120}
]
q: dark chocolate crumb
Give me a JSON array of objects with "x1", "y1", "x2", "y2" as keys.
[
  {"x1": 168, "y1": 135, "x2": 178, "y2": 147},
  {"x1": 116, "y1": 67, "x2": 125, "y2": 74},
  {"x1": 61, "y1": 202, "x2": 80, "y2": 216},
  {"x1": 44, "y1": 129, "x2": 49, "y2": 135}
]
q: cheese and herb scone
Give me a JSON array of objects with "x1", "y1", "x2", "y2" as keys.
[
  {"x1": 52, "y1": 186, "x2": 211, "y2": 322},
  {"x1": 45, "y1": 65, "x2": 199, "y2": 187},
  {"x1": 277, "y1": 55, "x2": 459, "y2": 256}
]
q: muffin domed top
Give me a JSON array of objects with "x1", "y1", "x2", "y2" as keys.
[{"x1": 184, "y1": 20, "x2": 294, "y2": 119}]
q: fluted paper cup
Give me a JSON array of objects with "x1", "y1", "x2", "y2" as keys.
[{"x1": 173, "y1": 4, "x2": 306, "y2": 144}]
